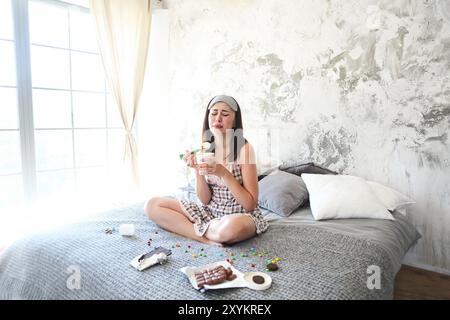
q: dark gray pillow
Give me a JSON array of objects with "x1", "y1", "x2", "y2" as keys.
[
  {"x1": 258, "y1": 170, "x2": 309, "y2": 217},
  {"x1": 279, "y1": 161, "x2": 338, "y2": 176}
]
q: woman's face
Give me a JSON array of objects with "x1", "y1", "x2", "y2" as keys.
[{"x1": 208, "y1": 102, "x2": 236, "y2": 136}]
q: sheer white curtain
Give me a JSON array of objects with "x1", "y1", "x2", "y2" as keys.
[{"x1": 89, "y1": 0, "x2": 152, "y2": 188}]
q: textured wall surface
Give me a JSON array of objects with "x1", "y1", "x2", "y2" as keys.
[{"x1": 162, "y1": 0, "x2": 450, "y2": 273}]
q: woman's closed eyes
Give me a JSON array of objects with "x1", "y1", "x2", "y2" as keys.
[{"x1": 211, "y1": 112, "x2": 229, "y2": 117}]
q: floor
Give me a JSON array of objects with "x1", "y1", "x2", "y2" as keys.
[{"x1": 394, "y1": 264, "x2": 450, "y2": 300}]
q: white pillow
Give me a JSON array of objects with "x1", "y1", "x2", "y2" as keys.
[
  {"x1": 367, "y1": 181, "x2": 415, "y2": 215},
  {"x1": 302, "y1": 174, "x2": 395, "y2": 221}
]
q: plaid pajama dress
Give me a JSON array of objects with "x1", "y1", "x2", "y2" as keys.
[{"x1": 179, "y1": 162, "x2": 269, "y2": 237}]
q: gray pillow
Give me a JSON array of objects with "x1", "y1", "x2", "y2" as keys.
[
  {"x1": 279, "y1": 161, "x2": 338, "y2": 176},
  {"x1": 258, "y1": 166, "x2": 278, "y2": 181},
  {"x1": 258, "y1": 170, "x2": 308, "y2": 217}
]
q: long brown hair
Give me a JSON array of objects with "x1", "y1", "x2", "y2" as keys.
[{"x1": 202, "y1": 96, "x2": 248, "y2": 162}]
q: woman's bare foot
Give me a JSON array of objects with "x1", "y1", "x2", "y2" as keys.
[{"x1": 199, "y1": 236, "x2": 225, "y2": 247}]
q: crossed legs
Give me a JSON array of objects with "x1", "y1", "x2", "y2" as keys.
[{"x1": 144, "y1": 197, "x2": 256, "y2": 246}]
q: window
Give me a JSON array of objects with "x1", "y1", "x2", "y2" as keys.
[
  {"x1": 0, "y1": 0, "x2": 124, "y2": 211},
  {"x1": 0, "y1": 0, "x2": 23, "y2": 208}
]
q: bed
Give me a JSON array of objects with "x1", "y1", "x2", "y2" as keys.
[{"x1": 0, "y1": 196, "x2": 420, "y2": 300}]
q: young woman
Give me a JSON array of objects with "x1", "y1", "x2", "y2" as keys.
[{"x1": 144, "y1": 95, "x2": 268, "y2": 246}]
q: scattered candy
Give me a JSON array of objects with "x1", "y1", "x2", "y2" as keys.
[{"x1": 266, "y1": 263, "x2": 279, "y2": 271}]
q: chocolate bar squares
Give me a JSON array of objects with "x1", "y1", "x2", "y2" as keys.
[{"x1": 194, "y1": 266, "x2": 237, "y2": 288}]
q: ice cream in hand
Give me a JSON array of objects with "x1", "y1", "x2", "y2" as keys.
[{"x1": 179, "y1": 141, "x2": 211, "y2": 160}]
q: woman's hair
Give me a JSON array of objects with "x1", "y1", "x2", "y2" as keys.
[{"x1": 202, "y1": 95, "x2": 248, "y2": 162}]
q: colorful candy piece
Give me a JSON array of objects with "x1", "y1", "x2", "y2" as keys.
[{"x1": 266, "y1": 263, "x2": 279, "y2": 271}]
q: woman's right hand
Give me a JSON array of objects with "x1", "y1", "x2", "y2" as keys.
[{"x1": 183, "y1": 150, "x2": 197, "y2": 169}]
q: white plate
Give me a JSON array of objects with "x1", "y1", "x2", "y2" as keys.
[{"x1": 180, "y1": 260, "x2": 272, "y2": 292}]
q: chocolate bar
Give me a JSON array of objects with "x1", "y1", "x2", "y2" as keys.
[{"x1": 194, "y1": 266, "x2": 236, "y2": 288}]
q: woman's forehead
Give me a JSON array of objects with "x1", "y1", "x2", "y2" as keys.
[{"x1": 210, "y1": 102, "x2": 234, "y2": 112}]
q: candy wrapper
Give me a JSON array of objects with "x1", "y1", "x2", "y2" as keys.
[
  {"x1": 130, "y1": 247, "x2": 171, "y2": 271},
  {"x1": 180, "y1": 260, "x2": 272, "y2": 292}
]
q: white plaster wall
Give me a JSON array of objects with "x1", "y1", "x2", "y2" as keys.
[{"x1": 159, "y1": 0, "x2": 450, "y2": 273}]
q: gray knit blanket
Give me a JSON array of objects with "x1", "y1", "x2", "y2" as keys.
[{"x1": 0, "y1": 202, "x2": 419, "y2": 300}]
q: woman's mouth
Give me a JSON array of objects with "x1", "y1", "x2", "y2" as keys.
[{"x1": 213, "y1": 124, "x2": 223, "y2": 129}]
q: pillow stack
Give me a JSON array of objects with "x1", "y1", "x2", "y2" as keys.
[
  {"x1": 257, "y1": 161, "x2": 415, "y2": 221},
  {"x1": 258, "y1": 162, "x2": 337, "y2": 217}
]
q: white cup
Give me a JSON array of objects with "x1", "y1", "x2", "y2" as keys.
[
  {"x1": 195, "y1": 152, "x2": 215, "y2": 175},
  {"x1": 119, "y1": 224, "x2": 135, "y2": 236}
]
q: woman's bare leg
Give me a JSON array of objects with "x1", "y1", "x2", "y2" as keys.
[
  {"x1": 205, "y1": 214, "x2": 257, "y2": 245},
  {"x1": 144, "y1": 197, "x2": 222, "y2": 246}
]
